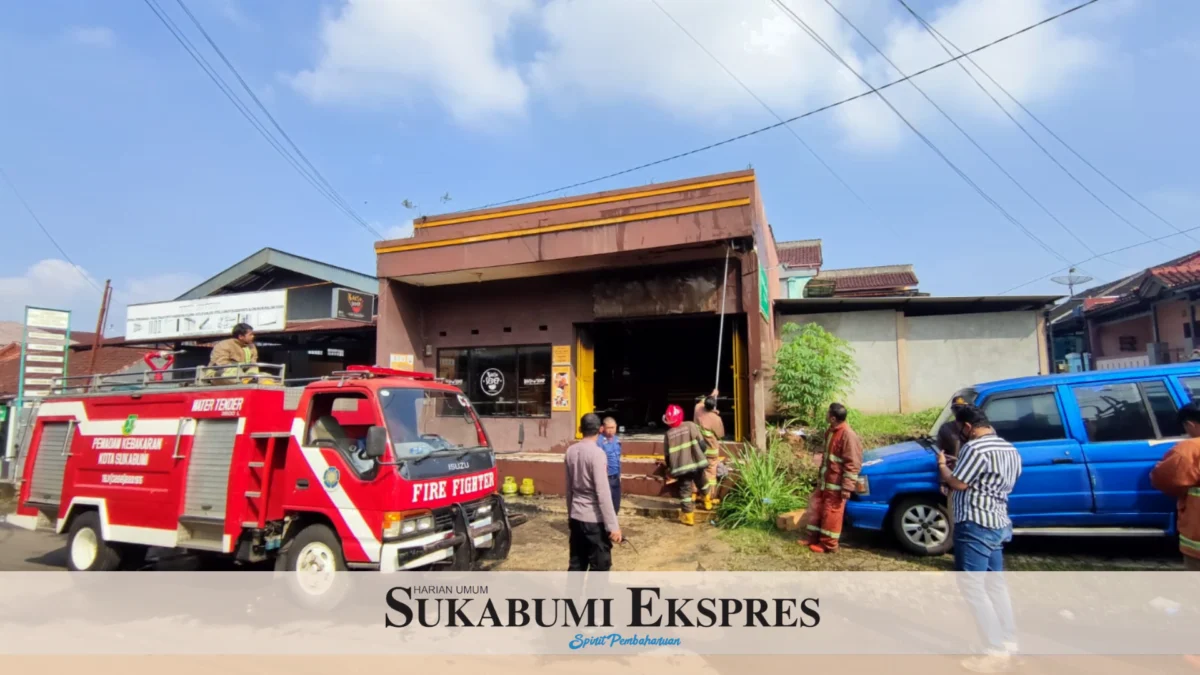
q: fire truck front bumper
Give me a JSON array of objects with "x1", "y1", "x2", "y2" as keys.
[{"x1": 380, "y1": 494, "x2": 522, "y2": 572}]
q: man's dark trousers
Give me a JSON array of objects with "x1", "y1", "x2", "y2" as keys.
[
  {"x1": 567, "y1": 519, "x2": 613, "y2": 571},
  {"x1": 608, "y1": 474, "x2": 622, "y2": 514}
]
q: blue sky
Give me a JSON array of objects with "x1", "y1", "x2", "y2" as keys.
[{"x1": 2, "y1": 0, "x2": 1199, "y2": 332}]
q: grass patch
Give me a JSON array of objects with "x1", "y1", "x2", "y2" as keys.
[
  {"x1": 847, "y1": 407, "x2": 940, "y2": 449},
  {"x1": 715, "y1": 438, "x2": 811, "y2": 530}
]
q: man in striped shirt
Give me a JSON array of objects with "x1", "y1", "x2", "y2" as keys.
[{"x1": 936, "y1": 404, "x2": 1022, "y2": 672}]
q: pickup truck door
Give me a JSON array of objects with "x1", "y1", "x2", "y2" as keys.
[
  {"x1": 978, "y1": 386, "x2": 1093, "y2": 524},
  {"x1": 1064, "y1": 378, "x2": 1179, "y2": 527}
]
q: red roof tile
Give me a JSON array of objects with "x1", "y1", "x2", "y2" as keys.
[
  {"x1": 0, "y1": 345, "x2": 153, "y2": 398},
  {"x1": 1149, "y1": 254, "x2": 1200, "y2": 289},
  {"x1": 777, "y1": 239, "x2": 823, "y2": 268},
  {"x1": 812, "y1": 265, "x2": 919, "y2": 294}
]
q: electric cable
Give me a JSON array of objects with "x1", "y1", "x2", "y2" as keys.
[
  {"x1": 770, "y1": 0, "x2": 1069, "y2": 264},
  {"x1": 464, "y1": 0, "x2": 1102, "y2": 212},
  {"x1": 820, "y1": 0, "x2": 1114, "y2": 273},
  {"x1": 141, "y1": 0, "x2": 383, "y2": 240},
  {"x1": 172, "y1": 0, "x2": 373, "y2": 234},
  {"x1": 893, "y1": 0, "x2": 1190, "y2": 249},
  {"x1": 0, "y1": 165, "x2": 101, "y2": 293}
]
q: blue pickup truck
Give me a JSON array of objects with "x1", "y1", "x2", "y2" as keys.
[{"x1": 846, "y1": 362, "x2": 1200, "y2": 555}]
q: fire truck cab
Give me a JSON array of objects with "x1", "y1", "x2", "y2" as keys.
[{"x1": 8, "y1": 363, "x2": 521, "y2": 575}]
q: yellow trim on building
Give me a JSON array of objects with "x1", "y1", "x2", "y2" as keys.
[
  {"x1": 412, "y1": 174, "x2": 755, "y2": 230},
  {"x1": 375, "y1": 198, "x2": 753, "y2": 254}
]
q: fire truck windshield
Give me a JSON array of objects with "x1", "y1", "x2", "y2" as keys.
[{"x1": 379, "y1": 388, "x2": 488, "y2": 460}]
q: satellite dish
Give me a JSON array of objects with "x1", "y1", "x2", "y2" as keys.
[{"x1": 1050, "y1": 268, "x2": 1094, "y2": 298}]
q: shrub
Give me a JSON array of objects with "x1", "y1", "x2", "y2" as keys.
[
  {"x1": 716, "y1": 436, "x2": 814, "y2": 530},
  {"x1": 771, "y1": 322, "x2": 858, "y2": 427}
]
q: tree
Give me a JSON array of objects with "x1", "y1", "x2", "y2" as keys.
[{"x1": 771, "y1": 322, "x2": 858, "y2": 426}]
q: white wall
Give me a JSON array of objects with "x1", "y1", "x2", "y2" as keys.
[
  {"x1": 905, "y1": 311, "x2": 1040, "y2": 411},
  {"x1": 776, "y1": 309, "x2": 1044, "y2": 414},
  {"x1": 778, "y1": 311, "x2": 901, "y2": 413}
]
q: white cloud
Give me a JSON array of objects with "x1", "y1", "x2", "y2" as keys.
[
  {"x1": 65, "y1": 25, "x2": 116, "y2": 48},
  {"x1": 289, "y1": 0, "x2": 535, "y2": 125},
  {"x1": 289, "y1": 0, "x2": 1119, "y2": 149},
  {"x1": 382, "y1": 220, "x2": 414, "y2": 241},
  {"x1": 0, "y1": 260, "x2": 201, "y2": 334}
]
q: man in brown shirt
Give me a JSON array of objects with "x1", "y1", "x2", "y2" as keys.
[
  {"x1": 1150, "y1": 401, "x2": 1200, "y2": 571},
  {"x1": 694, "y1": 388, "x2": 725, "y2": 510},
  {"x1": 207, "y1": 323, "x2": 259, "y2": 384},
  {"x1": 565, "y1": 413, "x2": 621, "y2": 571}
]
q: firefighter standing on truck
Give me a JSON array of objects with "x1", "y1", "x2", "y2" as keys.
[
  {"x1": 801, "y1": 402, "x2": 863, "y2": 553},
  {"x1": 662, "y1": 404, "x2": 710, "y2": 526},
  {"x1": 694, "y1": 388, "x2": 724, "y2": 511},
  {"x1": 209, "y1": 323, "x2": 259, "y2": 384}
]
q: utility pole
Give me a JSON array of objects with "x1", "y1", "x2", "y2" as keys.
[{"x1": 87, "y1": 280, "x2": 112, "y2": 376}]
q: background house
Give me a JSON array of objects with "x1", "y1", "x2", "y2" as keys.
[{"x1": 777, "y1": 239, "x2": 922, "y2": 299}]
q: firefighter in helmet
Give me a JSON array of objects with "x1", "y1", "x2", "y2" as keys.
[{"x1": 662, "y1": 404, "x2": 711, "y2": 526}]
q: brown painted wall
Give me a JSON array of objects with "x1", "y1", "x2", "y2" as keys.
[
  {"x1": 375, "y1": 168, "x2": 783, "y2": 452},
  {"x1": 378, "y1": 260, "x2": 746, "y2": 453}
]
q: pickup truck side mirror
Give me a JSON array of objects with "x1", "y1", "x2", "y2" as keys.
[{"x1": 364, "y1": 426, "x2": 389, "y2": 460}]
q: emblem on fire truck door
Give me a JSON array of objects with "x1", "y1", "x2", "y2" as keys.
[
  {"x1": 122, "y1": 415, "x2": 138, "y2": 436},
  {"x1": 323, "y1": 466, "x2": 340, "y2": 489}
]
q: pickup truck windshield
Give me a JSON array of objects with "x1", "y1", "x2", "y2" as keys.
[
  {"x1": 928, "y1": 388, "x2": 978, "y2": 437},
  {"x1": 379, "y1": 388, "x2": 488, "y2": 459}
]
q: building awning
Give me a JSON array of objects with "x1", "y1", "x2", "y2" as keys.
[{"x1": 775, "y1": 295, "x2": 1061, "y2": 317}]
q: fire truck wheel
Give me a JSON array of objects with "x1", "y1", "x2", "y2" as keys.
[
  {"x1": 67, "y1": 512, "x2": 122, "y2": 572},
  {"x1": 280, "y1": 524, "x2": 348, "y2": 610}
]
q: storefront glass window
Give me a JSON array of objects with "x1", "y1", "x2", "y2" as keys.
[{"x1": 436, "y1": 345, "x2": 551, "y2": 418}]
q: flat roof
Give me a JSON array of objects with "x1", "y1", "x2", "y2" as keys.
[{"x1": 775, "y1": 295, "x2": 1062, "y2": 316}]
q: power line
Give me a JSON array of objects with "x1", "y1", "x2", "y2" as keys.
[
  {"x1": 1001, "y1": 223, "x2": 1200, "y2": 296},
  {"x1": 0, "y1": 165, "x2": 101, "y2": 293},
  {"x1": 769, "y1": 0, "x2": 1069, "y2": 264},
  {"x1": 648, "y1": 0, "x2": 875, "y2": 213},
  {"x1": 467, "y1": 0, "x2": 1103, "y2": 212},
  {"x1": 172, "y1": 0, "x2": 375, "y2": 235},
  {"x1": 893, "y1": 0, "x2": 1189, "y2": 250},
  {"x1": 820, "y1": 0, "x2": 1108, "y2": 271},
  {"x1": 141, "y1": 0, "x2": 383, "y2": 240}
]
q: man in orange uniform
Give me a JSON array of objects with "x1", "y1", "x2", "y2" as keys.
[
  {"x1": 694, "y1": 388, "x2": 725, "y2": 510},
  {"x1": 801, "y1": 402, "x2": 863, "y2": 553},
  {"x1": 1149, "y1": 401, "x2": 1200, "y2": 571}
]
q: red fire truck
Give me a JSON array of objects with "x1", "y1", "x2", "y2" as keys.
[{"x1": 8, "y1": 363, "x2": 522, "y2": 575}]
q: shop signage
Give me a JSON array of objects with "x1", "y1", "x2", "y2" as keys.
[
  {"x1": 389, "y1": 353, "x2": 415, "y2": 370},
  {"x1": 333, "y1": 288, "x2": 374, "y2": 323},
  {"x1": 18, "y1": 306, "x2": 71, "y2": 408},
  {"x1": 552, "y1": 366, "x2": 571, "y2": 412},
  {"x1": 126, "y1": 290, "x2": 287, "y2": 341},
  {"x1": 552, "y1": 345, "x2": 571, "y2": 365},
  {"x1": 480, "y1": 368, "x2": 505, "y2": 397}
]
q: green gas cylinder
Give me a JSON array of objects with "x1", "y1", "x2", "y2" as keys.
[
  {"x1": 519, "y1": 478, "x2": 536, "y2": 496},
  {"x1": 501, "y1": 476, "x2": 518, "y2": 496}
]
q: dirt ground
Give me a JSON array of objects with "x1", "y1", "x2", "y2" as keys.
[{"x1": 499, "y1": 509, "x2": 1186, "y2": 572}]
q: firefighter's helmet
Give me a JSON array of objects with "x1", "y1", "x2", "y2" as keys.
[{"x1": 663, "y1": 404, "x2": 684, "y2": 428}]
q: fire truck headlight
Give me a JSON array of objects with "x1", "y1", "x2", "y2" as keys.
[{"x1": 383, "y1": 511, "x2": 434, "y2": 539}]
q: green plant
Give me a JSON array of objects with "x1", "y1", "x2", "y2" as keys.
[
  {"x1": 716, "y1": 438, "x2": 812, "y2": 530},
  {"x1": 771, "y1": 322, "x2": 858, "y2": 426}
]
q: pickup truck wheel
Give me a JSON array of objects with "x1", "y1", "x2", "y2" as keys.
[
  {"x1": 67, "y1": 512, "x2": 122, "y2": 571},
  {"x1": 279, "y1": 524, "x2": 348, "y2": 610},
  {"x1": 891, "y1": 497, "x2": 952, "y2": 556}
]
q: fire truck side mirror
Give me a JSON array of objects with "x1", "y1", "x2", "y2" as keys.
[{"x1": 364, "y1": 426, "x2": 389, "y2": 460}]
